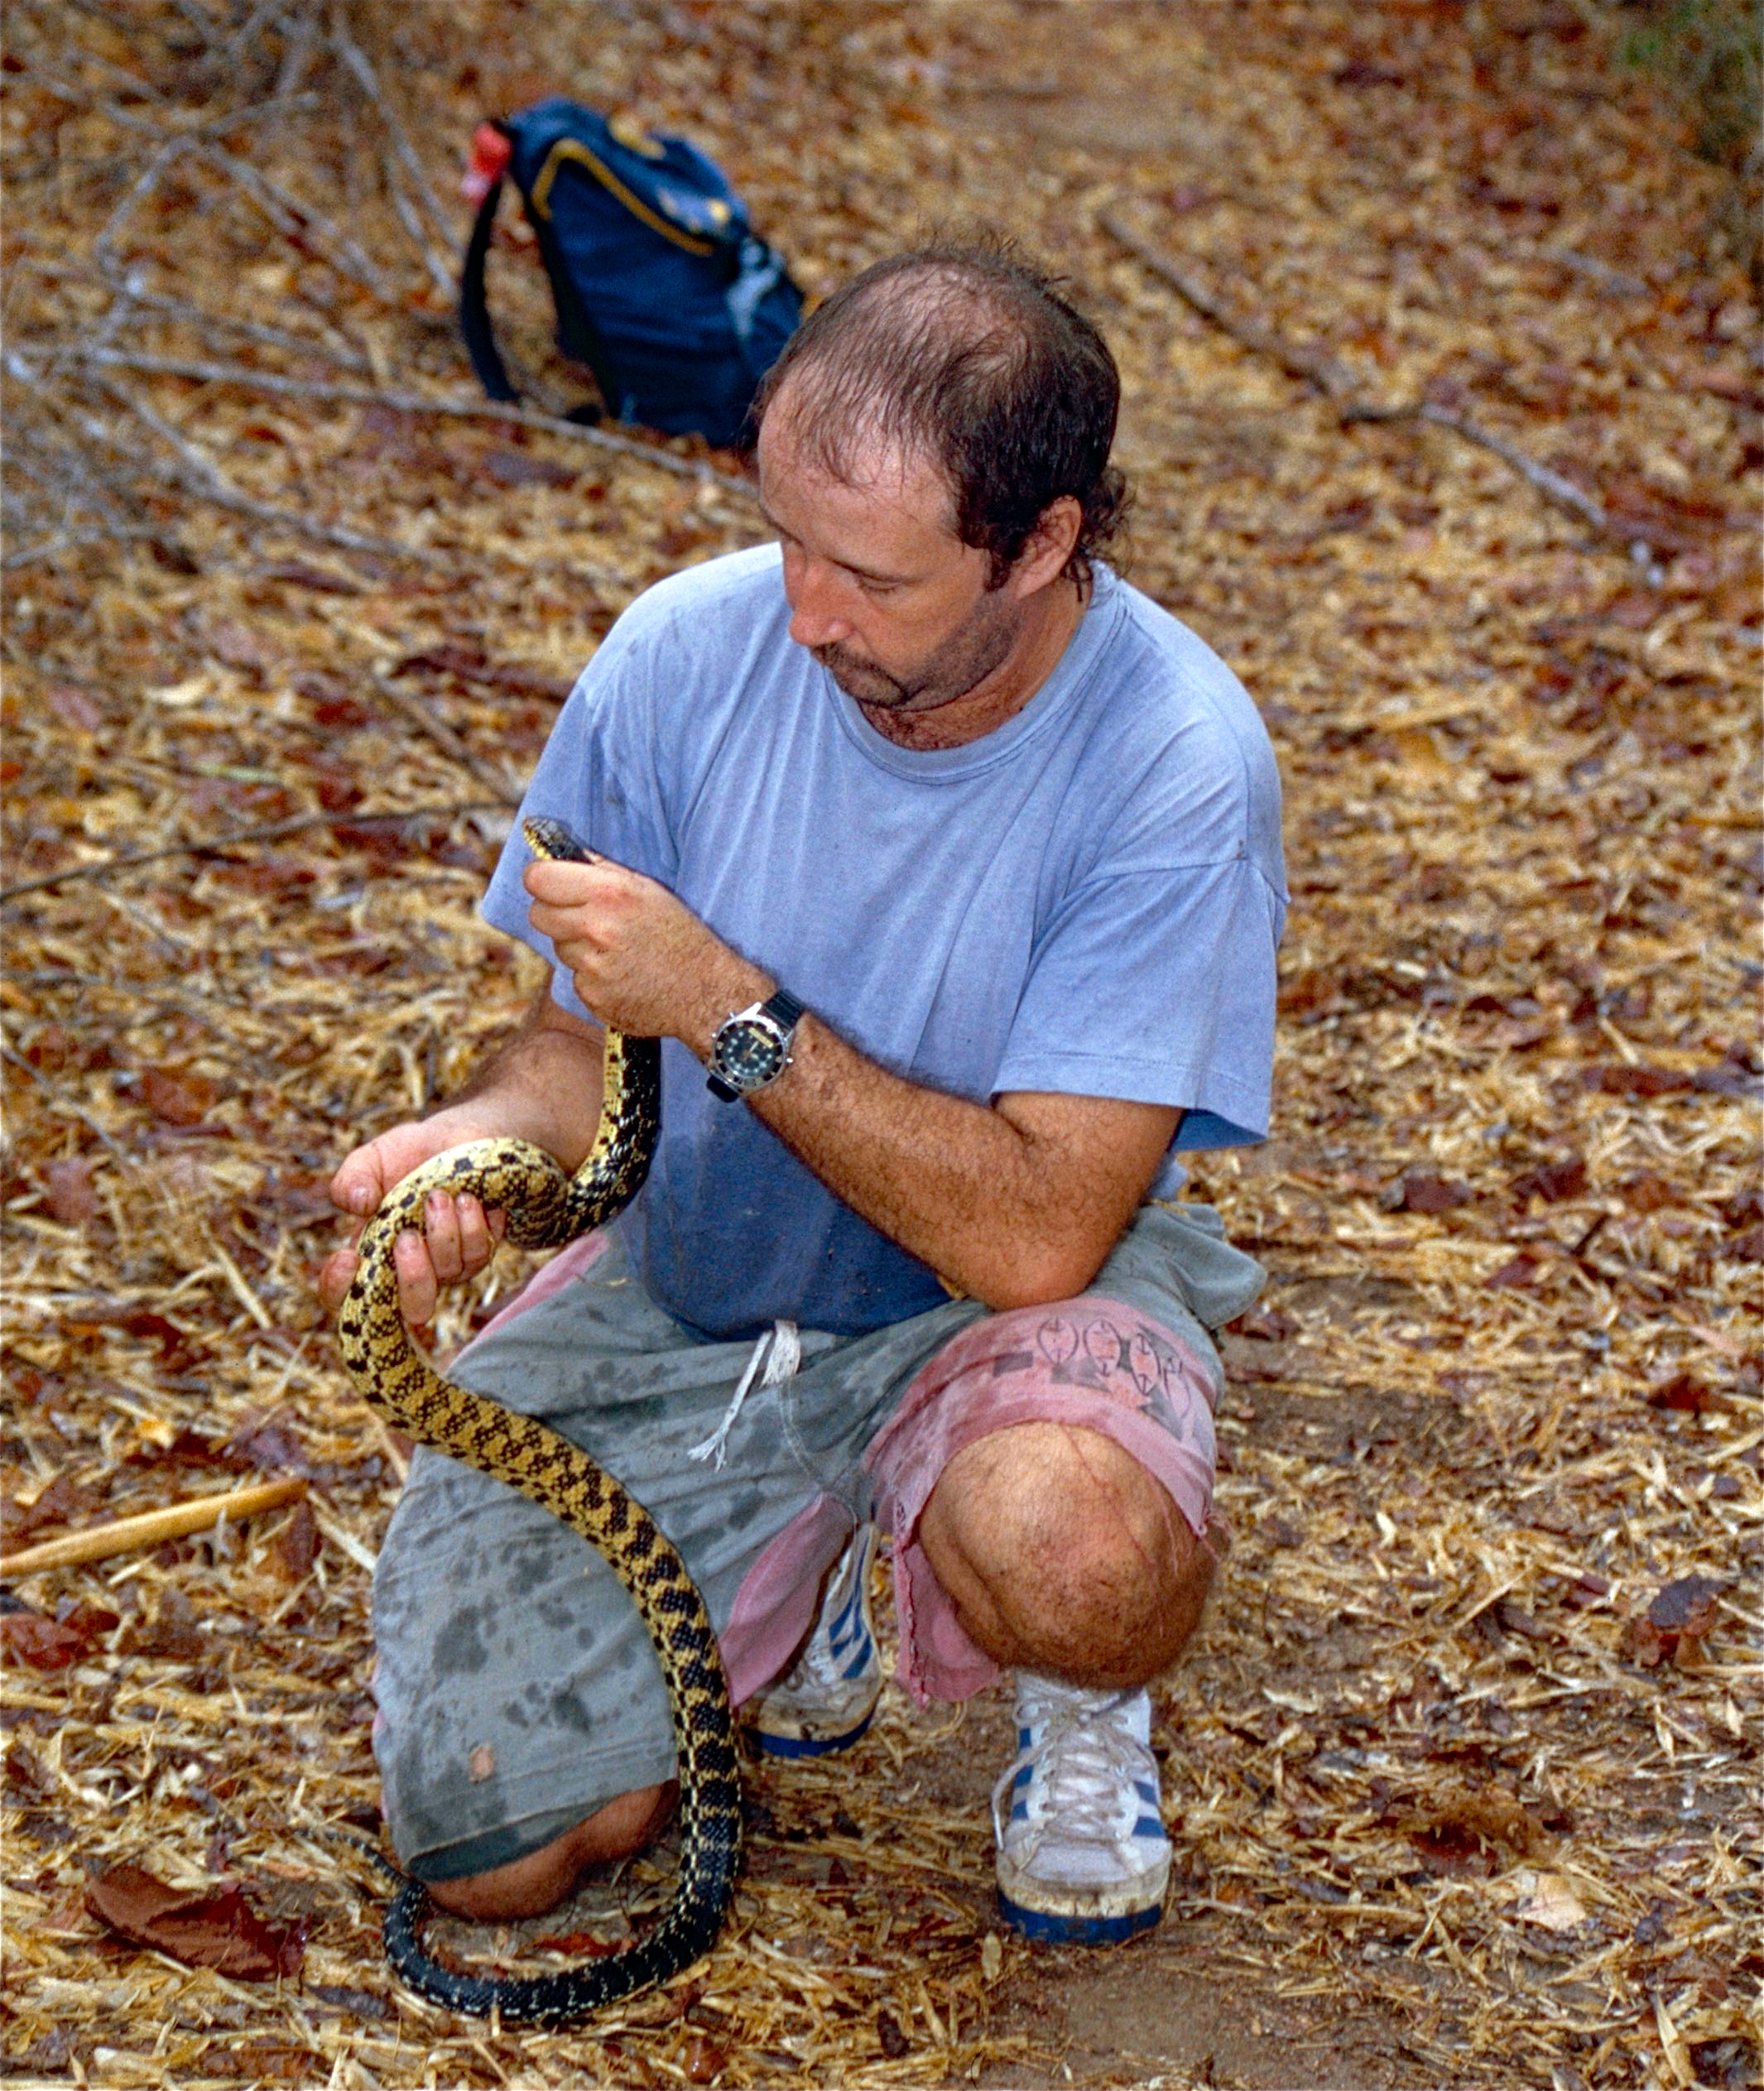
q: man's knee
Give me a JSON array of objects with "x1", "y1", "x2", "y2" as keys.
[
  {"x1": 918, "y1": 1421, "x2": 1214, "y2": 1685},
  {"x1": 424, "y1": 1781, "x2": 677, "y2": 1922}
]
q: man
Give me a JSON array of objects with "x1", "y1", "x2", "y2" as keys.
[{"x1": 320, "y1": 240, "x2": 1284, "y2": 1949}]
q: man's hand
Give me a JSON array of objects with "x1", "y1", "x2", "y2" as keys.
[
  {"x1": 525, "y1": 855, "x2": 764, "y2": 1050},
  {"x1": 316, "y1": 988, "x2": 607, "y2": 1331},
  {"x1": 318, "y1": 1104, "x2": 511, "y2": 1327}
]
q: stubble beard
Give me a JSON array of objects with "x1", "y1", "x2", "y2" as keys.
[{"x1": 815, "y1": 587, "x2": 1022, "y2": 718}]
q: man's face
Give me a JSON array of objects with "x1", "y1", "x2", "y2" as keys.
[{"x1": 756, "y1": 401, "x2": 1028, "y2": 718}]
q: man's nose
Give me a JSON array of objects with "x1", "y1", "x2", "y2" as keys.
[{"x1": 784, "y1": 557, "x2": 853, "y2": 650}]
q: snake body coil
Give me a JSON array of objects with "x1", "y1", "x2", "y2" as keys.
[{"x1": 336, "y1": 814, "x2": 741, "y2": 2025}]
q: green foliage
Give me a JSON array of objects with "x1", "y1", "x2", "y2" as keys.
[{"x1": 1617, "y1": 0, "x2": 1761, "y2": 170}]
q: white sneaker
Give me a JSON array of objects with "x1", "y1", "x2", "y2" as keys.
[
  {"x1": 992, "y1": 1673, "x2": 1171, "y2": 1944},
  {"x1": 743, "y1": 1524, "x2": 882, "y2": 1758}
]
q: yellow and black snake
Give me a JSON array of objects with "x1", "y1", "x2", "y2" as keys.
[{"x1": 335, "y1": 814, "x2": 741, "y2": 2025}]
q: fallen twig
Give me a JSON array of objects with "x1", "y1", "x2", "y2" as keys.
[
  {"x1": 0, "y1": 800, "x2": 507, "y2": 906},
  {"x1": 1102, "y1": 209, "x2": 1612, "y2": 537},
  {"x1": 191, "y1": 134, "x2": 396, "y2": 302},
  {"x1": 1103, "y1": 214, "x2": 1359, "y2": 396},
  {"x1": 70, "y1": 346, "x2": 758, "y2": 495},
  {"x1": 28, "y1": 61, "x2": 392, "y2": 300},
  {"x1": 1342, "y1": 399, "x2": 1612, "y2": 536},
  {"x1": 0, "y1": 1477, "x2": 308, "y2": 1579},
  {"x1": 329, "y1": 7, "x2": 459, "y2": 291},
  {"x1": 5, "y1": 349, "x2": 443, "y2": 565},
  {"x1": 367, "y1": 671, "x2": 524, "y2": 808},
  {"x1": 0, "y1": 1041, "x2": 132, "y2": 1161},
  {"x1": 1545, "y1": 247, "x2": 1651, "y2": 299}
]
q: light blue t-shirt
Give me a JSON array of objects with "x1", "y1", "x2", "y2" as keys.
[{"x1": 483, "y1": 545, "x2": 1285, "y2": 1342}]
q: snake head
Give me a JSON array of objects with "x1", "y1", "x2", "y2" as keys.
[{"x1": 523, "y1": 815, "x2": 596, "y2": 864}]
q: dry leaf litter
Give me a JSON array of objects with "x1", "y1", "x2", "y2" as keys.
[{"x1": 2, "y1": 4, "x2": 1758, "y2": 2089}]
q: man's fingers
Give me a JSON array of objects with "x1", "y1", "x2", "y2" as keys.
[
  {"x1": 392, "y1": 1229, "x2": 440, "y2": 1327},
  {"x1": 317, "y1": 1183, "x2": 507, "y2": 1323},
  {"x1": 455, "y1": 1194, "x2": 497, "y2": 1274},
  {"x1": 423, "y1": 1190, "x2": 466, "y2": 1283},
  {"x1": 317, "y1": 1243, "x2": 358, "y2": 1316},
  {"x1": 524, "y1": 855, "x2": 630, "y2": 900},
  {"x1": 330, "y1": 1150, "x2": 386, "y2": 1219},
  {"x1": 526, "y1": 903, "x2": 612, "y2": 956}
]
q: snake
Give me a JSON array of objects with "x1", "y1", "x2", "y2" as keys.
[{"x1": 334, "y1": 813, "x2": 742, "y2": 2026}]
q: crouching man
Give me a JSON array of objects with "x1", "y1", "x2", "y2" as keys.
[{"x1": 321, "y1": 238, "x2": 1285, "y2": 1945}]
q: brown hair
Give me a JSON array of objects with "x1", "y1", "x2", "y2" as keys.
[{"x1": 753, "y1": 237, "x2": 1128, "y2": 584}]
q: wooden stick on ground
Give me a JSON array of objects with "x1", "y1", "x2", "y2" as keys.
[
  {"x1": 367, "y1": 671, "x2": 523, "y2": 809},
  {"x1": 1, "y1": 1477, "x2": 308, "y2": 1579},
  {"x1": 0, "y1": 797, "x2": 507, "y2": 906},
  {"x1": 1101, "y1": 209, "x2": 1613, "y2": 538},
  {"x1": 68, "y1": 347, "x2": 759, "y2": 498}
]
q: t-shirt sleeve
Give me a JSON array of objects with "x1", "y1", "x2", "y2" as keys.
[
  {"x1": 992, "y1": 856, "x2": 1284, "y2": 1151},
  {"x1": 478, "y1": 622, "x2": 677, "y2": 1023}
]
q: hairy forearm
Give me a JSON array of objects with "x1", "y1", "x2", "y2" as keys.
[
  {"x1": 525, "y1": 857, "x2": 1173, "y2": 1308},
  {"x1": 450, "y1": 993, "x2": 607, "y2": 1170},
  {"x1": 743, "y1": 1016, "x2": 1157, "y2": 1310}
]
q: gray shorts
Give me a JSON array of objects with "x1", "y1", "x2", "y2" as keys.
[{"x1": 370, "y1": 1201, "x2": 1263, "y2": 1882}]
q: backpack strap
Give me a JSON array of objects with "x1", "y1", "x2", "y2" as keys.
[
  {"x1": 458, "y1": 164, "x2": 621, "y2": 417},
  {"x1": 527, "y1": 211, "x2": 623, "y2": 416},
  {"x1": 459, "y1": 174, "x2": 517, "y2": 403}
]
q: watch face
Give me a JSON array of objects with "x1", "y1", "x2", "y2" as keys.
[{"x1": 714, "y1": 1017, "x2": 786, "y2": 1091}]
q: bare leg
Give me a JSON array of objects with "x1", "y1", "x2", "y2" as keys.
[
  {"x1": 425, "y1": 1780, "x2": 678, "y2": 1922},
  {"x1": 916, "y1": 1421, "x2": 1214, "y2": 1689}
]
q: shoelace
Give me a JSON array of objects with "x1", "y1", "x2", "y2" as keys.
[
  {"x1": 990, "y1": 1689, "x2": 1150, "y2": 1846},
  {"x1": 688, "y1": 1319, "x2": 800, "y2": 1469}
]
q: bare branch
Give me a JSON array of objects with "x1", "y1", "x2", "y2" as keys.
[
  {"x1": 366, "y1": 671, "x2": 524, "y2": 809},
  {"x1": 91, "y1": 278, "x2": 376, "y2": 374},
  {"x1": 272, "y1": 8, "x2": 317, "y2": 99},
  {"x1": 192, "y1": 137, "x2": 395, "y2": 301},
  {"x1": 383, "y1": 146, "x2": 457, "y2": 299},
  {"x1": 330, "y1": 7, "x2": 460, "y2": 269},
  {"x1": 1341, "y1": 401, "x2": 1613, "y2": 536},
  {"x1": 1103, "y1": 212, "x2": 1360, "y2": 398},
  {"x1": 71, "y1": 347, "x2": 759, "y2": 495},
  {"x1": 5, "y1": 349, "x2": 445, "y2": 562},
  {"x1": 29, "y1": 65, "x2": 392, "y2": 300},
  {"x1": 1103, "y1": 209, "x2": 1612, "y2": 539},
  {"x1": 0, "y1": 802, "x2": 509, "y2": 906}
]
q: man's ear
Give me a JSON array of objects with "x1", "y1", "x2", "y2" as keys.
[{"x1": 1007, "y1": 496, "x2": 1084, "y2": 598}]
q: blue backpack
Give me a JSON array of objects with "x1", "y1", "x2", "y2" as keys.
[{"x1": 459, "y1": 101, "x2": 803, "y2": 449}]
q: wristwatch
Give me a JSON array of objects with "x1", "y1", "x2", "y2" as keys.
[{"x1": 706, "y1": 989, "x2": 805, "y2": 1102}]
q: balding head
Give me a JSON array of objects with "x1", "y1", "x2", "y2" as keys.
[{"x1": 754, "y1": 238, "x2": 1127, "y2": 586}]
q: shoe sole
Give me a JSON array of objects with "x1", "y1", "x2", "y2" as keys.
[
  {"x1": 747, "y1": 1700, "x2": 878, "y2": 1758},
  {"x1": 996, "y1": 1888, "x2": 1163, "y2": 1945}
]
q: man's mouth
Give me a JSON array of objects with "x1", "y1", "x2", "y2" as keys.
[{"x1": 815, "y1": 644, "x2": 906, "y2": 701}]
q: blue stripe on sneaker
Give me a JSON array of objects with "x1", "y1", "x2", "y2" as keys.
[
  {"x1": 1132, "y1": 1815, "x2": 1165, "y2": 1839},
  {"x1": 995, "y1": 1891, "x2": 1162, "y2": 1946},
  {"x1": 1134, "y1": 1781, "x2": 1158, "y2": 1804}
]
